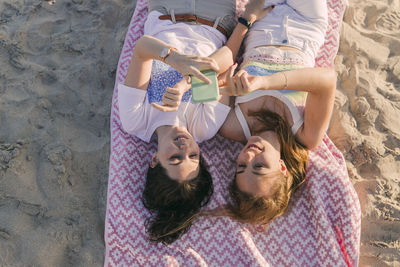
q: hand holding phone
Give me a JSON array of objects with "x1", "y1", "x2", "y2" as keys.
[{"x1": 152, "y1": 78, "x2": 191, "y2": 112}]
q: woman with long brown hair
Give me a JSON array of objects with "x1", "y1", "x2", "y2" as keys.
[
  {"x1": 118, "y1": 0, "x2": 271, "y2": 243},
  {"x1": 220, "y1": 66, "x2": 335, "y2": 225},
  {"x1": 216, "y1": 0, "x2": 335, "y2": 226}
]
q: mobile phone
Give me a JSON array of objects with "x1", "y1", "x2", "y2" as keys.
[{"x1": 191, "y1": 69, "x2": 219, "y2": 103}]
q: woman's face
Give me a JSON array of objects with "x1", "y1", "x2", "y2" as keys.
[
  {"x1": 152, "y1": 126, "x2": 200, "y2": 181},
  {"x1": 235, "y1": 132, "x2": 287, "y2": 197}
]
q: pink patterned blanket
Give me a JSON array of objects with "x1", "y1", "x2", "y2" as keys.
[{"x1": 104, "y1": 0, "x2": 361, "y2": 266}]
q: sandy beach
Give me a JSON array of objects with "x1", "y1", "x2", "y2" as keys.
[{"x1": 0, "y1": 0, "x2": 399, "y2": 266}]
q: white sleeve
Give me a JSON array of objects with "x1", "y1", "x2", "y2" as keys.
[
  {"x1": 117, "y1": 83, "x2": 152, "y2": 142},
  {"x1": 118, "y1": 83, "x2": 182, "y2": 142},
  {"x1": 187, "y1": 101, "x2": 231, "y2": 143}
]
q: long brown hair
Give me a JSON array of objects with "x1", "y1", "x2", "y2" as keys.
[
  {"x1": 228, "y1": 109, "x2": 308, "y2": 226},
  {"x1": 142, "y1": 156, "x2": 213, "y2": 244}
]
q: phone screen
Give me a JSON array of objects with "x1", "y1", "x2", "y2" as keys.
[{"x1": 191, "y1": 70, "x2": 219, "y2": 103}]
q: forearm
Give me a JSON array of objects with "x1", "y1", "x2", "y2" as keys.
[
  {"x1": 210, "y1": 23, "x2": 249, "y2": 73},
  {"x1": 132, "y1": 35, "x2": 173, "y2": 61},
  {"x1": 261, "y1": 67, "x2": 336, "y2": 149},
  {"x1": 124, "y1": 35, "x2": 173, "y2": 89},
  {"x1": 210, "y1": 0, "x2": 273, "y2": 74},
  {"x1": 259, "y1": 67, "x2": 336, "y2": 97}
]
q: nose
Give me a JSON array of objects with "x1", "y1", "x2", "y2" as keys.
[
  {"x1": 175, "y1": 138, "x2": 188, "y2": 149},
  {"x1": 239, "y1": 149, "x2": 256, "y2": 162},
  {"x1": 177, "y1": 144, "x2": 186, "y2": 150}
]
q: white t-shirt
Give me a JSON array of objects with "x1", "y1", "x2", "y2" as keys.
[
  {"x1": 118, "y1": 83, "x2": 230, "y2": 143},
  {"x1": 118, "y1": 11, "x2": 230, "y2": 142},
  {"x1": 144, "y1": 10, "x2": 226, "y2": 57}
]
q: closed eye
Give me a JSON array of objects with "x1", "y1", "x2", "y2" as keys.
[
  {"x1": 189, "y1": 153, "x2": 198, "y2": 159},
  {"x1": 236, "y1": 163, "x2": 246, "y2": 174},
  {"x1": 253, "y1": 163, "x2": 264, "y2": 169},
  {"x1": 170, "y1": 155, "x2": 181, "y2": 160},
  {"x1": 168, "y1": 154, "x2": 182, "y2": 165}
]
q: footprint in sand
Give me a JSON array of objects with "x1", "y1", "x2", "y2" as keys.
[
  {"x1": 376, "y1": 11, "x2": 400, "y2": 35},
  {"x1": 0, "y1": 143, "x2": 21, "y2": 172},
  {"x1": 0, "y1": 39, "x2": 25, "y2": 70},
  {"x1": 0, "y1": 228, "x2": 11, "y2": 240},
  {"x1": 377, "y1": 86, "x2": 400, "y2": 102},
  {"x1": 26, "y1": 19, "x2": 66, "y2": 53}
]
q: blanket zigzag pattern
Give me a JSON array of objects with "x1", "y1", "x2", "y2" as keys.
[{"x1": 105, "y1": 0, "x2": 361, "y2": 266}]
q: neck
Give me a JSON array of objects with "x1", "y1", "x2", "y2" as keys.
[
  {"x1": 259, "y1": 130, "x2": 275, "y2": 139},
  {"x1": 259, "y1": 131, "x2": 281, "y2": 152},
  {"x1": 155, "y1": 125, "x2": 171, "y2": 140}
]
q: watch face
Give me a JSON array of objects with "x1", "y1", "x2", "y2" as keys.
[{"x1": 160, "y1": 47, "x2": 169, "y2": 59}]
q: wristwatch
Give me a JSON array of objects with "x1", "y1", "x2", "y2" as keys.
[
  {"x1": 159, "y1": 47, "x2": 176, "y2": 62},
  {"x1": 238, "y1": 17, "x2": 252, "y2": 28}
]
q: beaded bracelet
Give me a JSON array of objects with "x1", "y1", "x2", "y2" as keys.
[{"x1": 281, "y1": 72, "x2": 288, "y2": 89}]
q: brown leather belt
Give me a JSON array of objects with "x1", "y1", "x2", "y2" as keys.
[{"x1": 159, "y1": 14, "x2": 228, "y2": 38}]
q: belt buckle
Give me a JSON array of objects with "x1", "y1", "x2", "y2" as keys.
[{"x1": 183, "y1": 14, "x2": 197, "y2": 22}]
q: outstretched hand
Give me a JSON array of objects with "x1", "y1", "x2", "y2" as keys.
[
  {"x1": 166, "y1": 52, "x2": 219, "y2": 84},
  {"x1": 242, "y1": 0, "x2": 274, "y2": 24},
  {"x1": 219, "y1": 64, "x2": 263, "y2": 96},
  {"x1": 152, "y1": 76, "x2": 191, "y2": 112}
]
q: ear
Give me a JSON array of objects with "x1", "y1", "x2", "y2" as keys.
[
  {"x1": 279, "y1": 160, "x2": 288, "y2": 176},
  {"x1": 150, "y1": 153, "x2": 159, "y2": 168}
]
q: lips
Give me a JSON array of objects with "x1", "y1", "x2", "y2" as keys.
[
  {"x1": 175, "y1": 135, "x2": 189, "y2": 141},
  {"x1": 247, "y1": 144, "x2": 263, "y2": 151}
]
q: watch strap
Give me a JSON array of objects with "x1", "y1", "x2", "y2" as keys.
[
  {"x1": 160, "y1": 47, "x2": 177, "y2": 62},
  {"x1": 238, "y1": 17, "x2": 252, "y2": 28}
]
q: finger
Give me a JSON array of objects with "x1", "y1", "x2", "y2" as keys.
[
  {"x1": 230, "y1": 63, "x2": 238, "y2": 73},
  {"x1": 165, "y1": 87, "x2": 181, "y2": 95},
  {"x1": 193, "y1": 56, "x2": 220, "y2": 72},
  {"x1": 163, "y1": 92, "x2": 181, "y2": 101},
  {"x1": 204, "y1": 58, "x2": 220, "y2": 73},
  {"x1": 218, "y1": 78, "x2": 226, "y2": 87},
  {"x1": 235, "y1": 72, "x2": 244, "y2": 95},
  {"x1": 162, "y1": 95, "x2": 180, "y2": 107},
  {"x1": 240, "y1": 71, "x2": 250, "y2": 94},
  {"x1": 151, "y1": 103, "x2": 178, "y2": 112},
  {"x1": 262, "y1": 5, "x2": 274, "y2": 17},
  {"x1": 226, "y1": 68, "x2": 237, "y2": 96},
  {"x1": 217, "y1": 69, "x2": 229, "y2": 87},
  {"x1": 235, "y1": 69, "x2": 247, "y2": 77},
  {"x1": 228, "y1": 64, "x2": 238, "y2": 95},
  {"x1": 190, "y1": 67, "x2": 211, "y2": 84},
  {"x1": 193, "y1": 58, "x2": 219, "y2": 72},
  {"x1": 183, "y1": 75, "x2": 191, "y2": 84}
]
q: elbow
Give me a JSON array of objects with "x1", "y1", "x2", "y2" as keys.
[
  {"x1": 214, "y1": 46, "x2": 234, "y2": 74},
  {"x1": 136, "y1": 35, "x2": 151, "y2": 45},
  {"x1": 323, "y1": 68, "x2": 337, "y2": 97},
  {"x1": 305, "y1": 140, "x2": 321, "y2": 150},
  {"x1": 132, "y1": 35, "x2": 151, "y2": 58},
  {"x1": 298, "y1": 128, "x2": 326, "y2": 150},
  {"x1": 302, "y1": 134, "x2": 324, "y2": 150},
  {"x1": 324, "y1": 68, "x2": 337, "y2": 85}
]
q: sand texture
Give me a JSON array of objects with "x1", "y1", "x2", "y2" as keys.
[
  {"x1": 330, "y1": 0, "x2": 400, "y2": 265},
  {"x1": 0, "y1": 0, "x2": 399, "y2": 266},
  {"x1": 0, "y1": 0, "x2": 137, "y2": 266}
]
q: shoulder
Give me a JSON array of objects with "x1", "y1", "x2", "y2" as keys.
[
  {"x1": 185, "y1": 101, "x2": 231, "y2": 142},
  {"x1": 219, "y1": 108, "x2": 247, "y2": 143}
]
